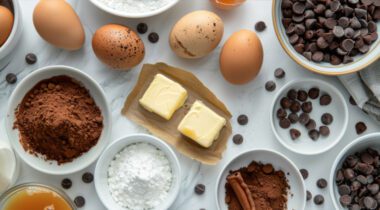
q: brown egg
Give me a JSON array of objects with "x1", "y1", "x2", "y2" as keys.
[
  {"x1": 33, "y1": 0, "x2": 85, "y2": 50},
  {"x1": 220, "y1": 30, "x2": 263, "y2": 85},
  {"x1": 0, "y1": 6, "x2": 14, "y2": 46},
  {"x1": 92, "y1": 24, "x2": 145, "y2": 70}
]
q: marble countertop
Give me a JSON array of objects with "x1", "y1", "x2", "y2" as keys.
[{"x1": 0, "y1": 0, "x2": 379, "y2": 209}]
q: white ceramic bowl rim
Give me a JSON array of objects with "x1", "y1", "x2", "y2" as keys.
[
  {"x1": 329, "y1": 132, "x2": 380, "y2": 209},
  {"x1": 6, "y1": 65, "x2": 111, "y2": 175},
  {"x1": 0, "y1": 0, "x2": 21, "y2": 54},
  {"x1": 89, "y1": 0, "x2": 180, "y2": 18},
  {"x1": 215, "y1": 148, "x2": 306, "y2": 210},
  {"x1": 95, "y1": 133, "x2": 181, "y2": 210},
  {"x1": 270, "y1": 78, "x2": 349, "y2": 155}
]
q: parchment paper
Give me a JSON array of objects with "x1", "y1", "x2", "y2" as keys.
[{"x1": 122, "y1": 63, "x2": 232, "y2": 165}]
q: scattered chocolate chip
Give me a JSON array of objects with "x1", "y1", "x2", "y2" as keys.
[
  {"x1": 274, "y1": 68, "x2": 286, "y2": 78},
  {"x1": 74, "y1": 196, "x2": 85, "y2": 208},
  {"x1": 265, "y1": 81, "x2": 276, "y2": 92},
  {"x1": 317, "y1": 178, "x2": 328, "y2": 188},
  {"x1": 61, "y1": 178, "x2": 72, "y2": 189},
  {"x1": 355, "y1": 122, "x2": 367, "y2": 134},
  {"x1": 309, "y1": 129, "x2": 320, "y2": 140},
  {"x1": 321, "y1": 113, "x2": 333, "y2": 125},
  {"x1": 319, "y1": 126, "x2": 330, "y2": 137},
  {"x1": 25, "y1": 53, "x2": 37, "y2": 64},
  {"x1": 320, "y1": 94, "x2": 332, "y2": 105},
  {"x1": 287, "y1": 89, "x2": 298, "y2": 100},
  {"x1": 237, "y1": 115, "x2": 248, "y2": 125},
  {"x1": 277, "y1": 108, "x2": 288, "y2": 119},
  {"x1": 314, "y1": 194, "x2": 324, "y2": 205},
  {"x1": 6, "y1": 73, "x2": 17, "y2": 84},
  {"x1": 297, "y1": 90, "x2": 308, "y2": 102},
  {"x1": 136, "y1": 23, "x2": 148, "y2": 34},
  {"x1": 195, "y1": 184, "x2": 205, "y2": 195},
  {"x1": 308, "y1": 88, "x2": 320, "y2": 99},
  {"x1": 290, "y1": 128, "x2": 301, "y2": 140},
  {"x1": 82, "y1": 172, "x2": 93, "y2": 183},
  {"x1": 255, "y1": 21, "x2": 267, "y2": 32},
  {"x1": 279, "y1": 118, "x2": 291, "y2": 129},
  {"x1": 148, "y1": 32, "x2": 159, "y2": 43},
  {"x1": 307, "y1": 190, "x2": 312, "y2": 201},
  {"x1": 301, "y1": 101, "x2": 313, "y2": 113},
  {"x1": 232, "y1": 134, "x2": 243, "y2": 145},
  {"x1": 288, "y1": 113, "x2": 299, "y2": 124},
  {"x1": 300, "y1": 169, "x2": 309, "y2": 179},
  {"x1": 290, "y1": 101, "x2": 301, "y2": 113},
  {"x1": 281, "y1": 97, "x2": 293, "y2": 109}
]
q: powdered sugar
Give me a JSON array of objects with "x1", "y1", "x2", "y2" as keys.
[
  {"x1": 97, "y1": 0, "x2": 175, "y2": 14},
  {"x1": 107, "y1": 142, "x2": 173, "y2": 210}
]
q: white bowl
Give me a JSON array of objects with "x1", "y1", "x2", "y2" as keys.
[
  {"x1": 89, "y1": 0, "x2": 180, "y2": 18},
  {"x1": 0, "y1": 0, "x2": 23, "y2": 70},
  {"x1": 330, "y1": 133, "x2": 380, "y2": 209},
  {"x1": 215, "y1": 149, "x2": 306, "y2": 210},
  {"x1": 271, "y1": 79, "x2": 348, "y2": 155},
  {"x1": 94, "y1": 134, "x2": 181, "y2": 210},
  {"x1": 6, "y1": 65, "x2": 111, "y2": 175},
  {"x1": 272, "y1": 0, "x2": 380, "y2": 75}
]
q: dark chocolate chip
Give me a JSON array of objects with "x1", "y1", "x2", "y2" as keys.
[
  {"x1": 290, "y1": 101, "x2": 301, "y2": 113},
  {"x1": 341, "y1": 39, "x2": 355, "y2": 52},
  {"x1": 82, "y1": 172, "x2": 93, "y2": 183},
  {"x1": 255, "y1": 21, "x2": 267, "y2": 32},
  {"x1": 195, "y1": 184, "x2": 205, "y2": 195},
  {"x1": 306, "y1": 119, "x2": 316, "y2": 130},
  {"x1": 317, "y1": 178, "x2": 328, "y2": 188},
  {"x1": 301, "y1": 101, "x2": 313, "y2": 113},
  {"x1": 232, "y1": 134, "x2": 243, "y2": 145},
  {"x1": 314, "y1": 194, "x2": 324, "y2": 205},
  {"x1": 297, "y1": 90, "x2": 308, "y2": 102},
  {"x1": 6, "y1": 73, "x2": 17, "y2": 84},
  {"x1": 237, "y1": 115, "x2": 248, "y2": 125},
  {"x1": 279, "y1": 118, "x2": 291, "y2": 129},
  {"x1": 355, "y1": 122, "x2": 367, "y2": 134},
  {"x1": 340, "y1": 195, "x2": 352, "y2": 207},
  {"x1": 320, "y1": 94, "x2": 332, "y2": 105},
  {"x1": 274, "y1": 68, "x2": 286, "y2": 78},
  {"x1": 25, "y1": 53, "x2": 37, "y2": 64},
  {"x1": 333, "y1": 26, "x2": 345, "y2": 38},
  {"x1": 344, "y1": 168, "x2": 355, "y2": 180},
  {"x1": 136, "y1": 23, "x2": 148, "y2": 34},
  {"x1": 309, "y1": 129, "x2": 320, "y2": 140},
  {"x1": 148, "y1": 32, "x2": 159, "y2": 43},
  {"x1": 338, "y1": 184, "x2": 351, "y2": 195},
  {"x1": 321, "y1": 113, "x2": 333, "y2": 125},
  {"x1": 308, "y1": 88, "x2": 320, "y2": 99},
  {"x1": 265, "y1": 81, "x2": 276, "y2": 92},
  {"x1": 307, "y1": 190, "x2": 312, "y2": 201},
  {"x1": 290, "y1": 128, "x2": 301, "y2": 140},
  {"x1": 61, "y1": 178, "x2": 72, "y2": 189},
  {"x1": 287, "y1": 89, "x2": 298, "y2": 100},
  {"x1": 293, "y1": 2, "x2": 306, "y2": 14},
  {"x1": 277, "y1": 108, "x2": 288, "y2": 119},
  {"x1": 74, "y1": 196, "x2": 85, "y2": 208},
  {"x1": 288, "y1": 113, "x2": 299, "y2": 124},
  {"x1": 364, "y1": 196, "x2": 377, "y2": 209},
  {"x1": 319, "y1": 126, "x2": 330, "y2": 137},
  {"x1": 312, "y1": 51, "x2": 324, "y2": 62},
  {"x1": 300, "y1": 169, "x2": 309, "y2": 179},
  {"x1": 299, "y1": 113, "x2": 310, "y2": 125},
  {"x1": 281, "y1": 97, "x2": 293, "y2": 109}
]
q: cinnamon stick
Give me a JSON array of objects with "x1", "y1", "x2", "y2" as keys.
[{"x1": 227, "y1": 172, "x2": 256, "y2": 210}]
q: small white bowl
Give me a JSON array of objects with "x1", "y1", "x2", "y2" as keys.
[
  {"x1": 6, "y1": 65, "x2": 111, "y2": 175},
  {"x1": 215, "y1": 149, "x2": 306, "y2": 210},
  {"x1": 89, "y1": 0, "x2": 180, "y2": 18},
  {"x1": 272, "y1": 0, "x2": 380, "y2": 75},
  {"x1": 0, "y1": 0, "x2": 23, "y2": 70},
  {"x1": 271, "y1": 79, "x2": 348, "y2": 155},
  {"x1": 94, "y1": 134, "x2": 181, "y2": 210},
  {"x1": 330, "y1": 133, "x2": 380, "y2": 209}
]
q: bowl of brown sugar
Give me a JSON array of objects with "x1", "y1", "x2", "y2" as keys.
[{"x1": 6, "y1": 65, "x2": 111, "y2": 175}]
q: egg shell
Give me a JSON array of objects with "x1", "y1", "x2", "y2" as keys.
[
  {"x1": 0, "y1": 6, "x2": 14, "y2": 47},
  {"x1": 33, "y1": 0, "x2": 85, "y2": 50},
  {"x1": 169, "y1": 10, "x2": 224, "y2": 59},
  {"x1": 92, "y1": 24, "x2": 145, "y2": 70},
  {"x1": 220, "y1": 30, "x2": 263, "y2": 85}
]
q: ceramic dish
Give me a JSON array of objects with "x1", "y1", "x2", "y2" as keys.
[
  {"x1": 330, "y1": 133, "x2": 380, "y2": 209},
  {"x1": 0, "y1": 0, "x2": 23, "y2": 70},
  {"x1": 89, "y1": 0, "x2": 180, "y2": 18},
  {"x1": 6, "y1": 65, "x2": 111, "y2": 175},
  {"x1": 0, "y1": 183, "x2": 76, "y2": 209},
  {"x1": 272, "y1": 0, "x2": 380, "y2": 75},
  {"x1": 271, "y1": 79, "x2": 348, "y2": 155},
  {"x1": 215, "y1": 149, "x2": 306, "y2": 210},
  {"x1": 94, "y1": 134, "x2": 181, "y2": 210}
]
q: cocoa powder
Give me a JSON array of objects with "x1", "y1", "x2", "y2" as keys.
[
  {"x1": 14, "y1": 76, "x2": 103, "y2": 164},
  {"x1": 225, "y1": 161, "x2": 289, "y2": 210}
]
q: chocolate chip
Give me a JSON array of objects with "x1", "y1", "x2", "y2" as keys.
[
  {"x1": 290, "y1": 101, "x2": 301, "y2": 113},
  {"x1": 317, "y1": 178, "x2": 328, "y2": 188},
  {"x1": 136, "y1": 23, "x2": 148, "y2": 34},
  {"x1": 279, "y1": 118, "x2": 291, "y2": 129},
  {"x1": 307, "y1": 190, "x2": 312, "y2": 201},
  {"x1": 288, "y1": 113, "x2": 299, "y2": 123},
  {"x1": 290, "y1": 129, "x2": 301, "y2": 140},
  {"x1": 309, "y1": 129, "x2": 320, "y2": 140},
  {"x1": 281, "y1": 97, "x2": 292, "y2": 109},
  {"x1": 74, "y1": 196, "x2": 85, "y2": 208},
  {"x1": 148, "y1": 32, "x2": 159, "y2": 43},
  {"x1": 297, "y1": 90, "x2": 308, "y2": 102},
  {"x1": 341, "y1": 39, "x2": 355, "y2": 52},
  {"x1": 364, "y1": 196, "x2": 377, "y2": 209},
  {"x1": 61, "y1": 178, "x2": 72, "y2": 189},
  {"x1": 237, "y1": 115, "x2": 248, "y2": 125},
  {"x1": 312, "y1": 51, "x2": 324, "y2": 62},
  {"x1": 314, "y1": 194, "x2": 324, "y2": 205},
  {"x1": 344, "y1": 168, "x2": 355, "y2": 180},
  {"x1": 339, "y1": 184, "x2": 351, "y2": 195},
  {"x1": 340, "y1": 195, "x2": 352, "y2": 207},
  {"x1": 299, "y1": 113, "x2": 310, "y2": 125},
  {"x1": 331, "y1": 55, "x2": 342, "y2": 65},
  {"x1": 301, "y1": 101, "x2": 313, "y2": 113},
  {"x1": 321, "y1": 113, "x2": 333, "y2": 125},
  {"x1": 265, "y1": 81, "x2": 276, "y2": 92},
  {"x1": 25, "y1": 53, "x2": 37, "y2": 64},
  {"x1": 320, "y1": 94, "x2": 332, "y2": 105},
  {"x1": 300, "y1": 169, "x2": 309, "y2": 179},
  {"x1": 255, "y1": 21, "x2": 266, "y2": 32},
  {"x1": 338, "y1": 17, "x2": 350, "y2": 28},
  {"x1": 319, "y1": 126, "x2": 330, "y2": 137},
  {"x1": 308, "y1": 88, "x2": 320, "y2": 99},
  {"x1": 355, "y1": 122, "x2": 367, "y2": 134},
  {"x1": 287, "y1": 89, "x2": 298, "y2": 100},
  {"x1": 274, "y1": 68, "x2": 285, "y2": 78},
  {"x1": 368, "y1": 183, "x2": 379, "y2": 195},
  {"x1": 232, "y1": 134, "x2": 243, "y2": 145},
  {"x1": 277, "y1": 108, "x2": 288, "y2": 119},
  {"x1": 195, "y1": 184, "x2": 205, "y2": 195},
  {"x1": 82, "y1": 172, "x2": 93, "y2": 183},
  {"x1": 6, "y1": 73, "x2": 17, "y2": 84},
  {"x1": 293, "y1": 2, "x2": 306, "y2": 14},
  {"x1": 306, "y1": 119, "x2": 316, "y2": 130}
]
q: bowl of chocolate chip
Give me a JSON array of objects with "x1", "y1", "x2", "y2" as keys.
[
  {"x1": 330, "y1": 133, "x2": 380, "y2": 209},
  {"x1": 215, "y1": 149, "x2": 306, "y2": 210},
  {"x1": 273, "y1": 0, "x2": 380, "y2": 75},
  {"x1": 6, "y1": 65, "x2": 111, "y2": 175}
]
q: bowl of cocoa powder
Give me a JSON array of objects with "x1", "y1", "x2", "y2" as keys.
[
  {"x1": 215, "y1": 149, "x2": 306, "y2": 210},
  {"x1": 6, "y1": 65, "x2": 111, "y2": 175}
]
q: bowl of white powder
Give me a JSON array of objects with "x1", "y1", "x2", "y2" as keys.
[
  {"x1": 90, "y1": 0, "x2": 180, "y2": 18},
  {"x1": 94, "y1": 134, "x2": 181, "y2": 210}
]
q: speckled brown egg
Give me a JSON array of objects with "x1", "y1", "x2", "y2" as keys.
[
  {"x1": 92, "y1": 24, "x2": 145, "y2": 70},
  {"x1": 169, "y1": 10, "x2": 224, "y2": 59}
]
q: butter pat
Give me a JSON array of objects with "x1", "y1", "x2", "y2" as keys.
[
  {"x1": 139, "y1": 74, "x2": 188, "y2": 120},
  {"x1": 178, "y1": 100, "x2": 226, "y2": 148}
]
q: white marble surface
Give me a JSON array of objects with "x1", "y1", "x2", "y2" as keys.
[{"x1": 0, "y1": 0, "x2": 379, "y2": 209}]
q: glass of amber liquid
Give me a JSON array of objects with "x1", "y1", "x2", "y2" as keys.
[
  {"x1": 210, "y1": 0, "x2": 247, "y2": 10},
  {"x1": 0, "y1": 183, "x2": 75, "y2": 210}
]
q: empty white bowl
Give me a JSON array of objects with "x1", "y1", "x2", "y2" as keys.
[
  {"x1": 215, "y1": 149, "x2": 306, "y2": 210},
  {"x1": 330, "y1": 133, "x2": 380, "y2": 209},
  {"x1": 6, "y1": 65, "x2": 111, "y2": 175},
  {"x1": 272, "y1": 0, "x2": 380, "y2": 75},
  {"x1": 94, "y1": 134, "x2": 181, "y2": 210},
  {"x1": 271, "y1": 79, "x2": 348, "y2": 155},
  {"x1": 89, "y1": 0, "x2": 180, "y2": 18}
]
